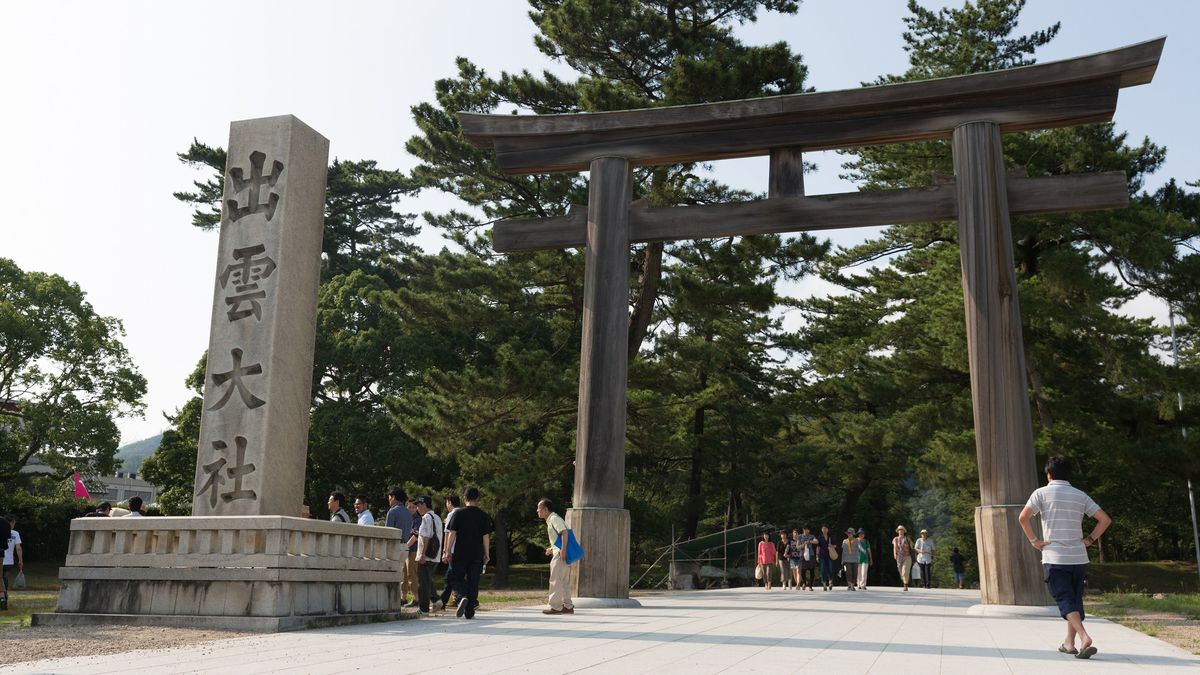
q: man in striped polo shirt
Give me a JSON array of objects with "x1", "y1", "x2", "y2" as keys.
[{"x1": 1019, "y1": 455, "x2": 1112, "y2": 659}]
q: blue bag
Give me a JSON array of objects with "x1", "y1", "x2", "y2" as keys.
[{"x1": 555, "y1": 529, "x2": 585, "y2": 565}]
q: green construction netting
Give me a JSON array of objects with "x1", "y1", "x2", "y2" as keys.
[{"x1": 671, "y1": 522, "x2": 771, "y2": 561}]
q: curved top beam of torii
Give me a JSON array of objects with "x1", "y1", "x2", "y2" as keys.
[{"x1": 460, "y1": 37, "x2": 1164, "y2": 175}]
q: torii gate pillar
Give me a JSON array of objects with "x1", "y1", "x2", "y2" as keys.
[
  {"x1": 567, "y1": 157, "x2": 640, "y2": 606},
  {"x1": 953, "y1": 122, "x2": 1048, "y2": 605}
]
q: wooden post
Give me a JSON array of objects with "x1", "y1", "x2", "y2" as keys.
[
  {"x1": 952, "y1": 122, "x2": 1048, "y2": 605},
  {"x1": 568, "y1": 156, "x2": 638, "y2": 605},
  {"x1": 769, "y1": 147, "x2": 804, "y2": 198}
]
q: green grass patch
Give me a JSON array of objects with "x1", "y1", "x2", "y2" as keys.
[
  {"x1": 1095, "y1": 591, "x2": 1200, "y2": 620},
  {"x1": 0, "y1": 590, "x2": 58, "y2": 629},
  {"x1": 1088, "y1": 561, "x2": 1198, "y2": 593}
]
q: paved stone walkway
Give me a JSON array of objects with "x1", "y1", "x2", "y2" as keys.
[{"x1": 6, "y1": 587, "x2": 1197, "y2": 673}]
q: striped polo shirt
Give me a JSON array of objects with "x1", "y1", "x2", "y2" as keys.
[{"x1": 1024, "y1": 480, "x2": 1101, "y2": 565}]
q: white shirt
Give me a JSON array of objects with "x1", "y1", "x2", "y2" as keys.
[
  {"x1": 124, "y1": 511, "x2": 143, "y2": 517},
  {"x1": 1025, "y1": 480, "x2": 1101, "y2": 565},
  {"x1": 357, "y1": 510, "x2": 375, "y2": 526},
  {"x1": 444, "y1": 507, "x2": 459, "y2": 552},
  {"x1": 915, "y1": 537, "x2": 934, "y2": 564},
  {"x1": 418, "y1": 511, "x2": 443, "y2": 561},
  {"x1": 3, "y1": 530, "x2": 20, "y2": 566}
]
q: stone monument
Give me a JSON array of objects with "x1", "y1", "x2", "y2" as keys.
[
  {"x1": 193, "y1": 115, "x2": 327, "y2": 517},
  {"x1": 37, "y1": 116, "x2": 407, "y2": 631}
]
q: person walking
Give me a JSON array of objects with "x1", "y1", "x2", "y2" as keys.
[
  {"x1": 414, "y1": 496, "x2": 443, "y2": 614},
  {"x1": 354, "y1": 495, "x2": 375, "y2": 526},
  {"x1": 892, "y1": 526, "x2": 913, "y2": 591},
  {"x1": 817, "y1": 525, "x2": 836, "y2": 591},
  {"x1": 855, "y1": 529, "x2": 872, "y2": 590},
  {"x1": 434, "y1": 493, "x2": 463, "y2": 612},
  {"x1": 328, "y1": 492, "x2": 350, "y2": 523},
  {"x1": 537, "y1": 498, "x2": 575, "y2": 615},
  {"x1": 797, "y1": 526, "x2": 817, "y2": 591},
  {"x1": 442, "y1": 487, "x2": 492, "y2": 619},
  {"x1": 841, "y1": 528, "x2": 858, "y2": 591},
  {"x1": 384, "y1": 487, "x2": 411, "y2": 600},
  {"x1": 1, "y1": 515, "x2": 21, "y2": 611},
  {"x1": 400, "y1": 498, "x2": 420, "y2": 606},
  {"x1": 1019, "y1": 455, "x2": 1111, "y2": 659},
  {"x1": 756, "y1": 531, "x2": 777, "y2": 590},
  {"x1": 788, "y1": 529, "x2": 803, "y2": 590},
  {"x1": 777, "y1": 531, "x2": 792, "y2": 590},
  {"x1": 950, "y1": 547, "x2": 966, "y2": 589},
  {"x1": 914, "y1": 529, "x2": 934, "y2": 589}
]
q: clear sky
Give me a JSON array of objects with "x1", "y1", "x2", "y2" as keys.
[{"x1": 2, "y1": 1, "x2": 1196, "y2": 447}]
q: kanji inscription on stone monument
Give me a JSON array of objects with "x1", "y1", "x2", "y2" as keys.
[{"x1": 192, "y1": 115, "x2": 329, "y2": 516}]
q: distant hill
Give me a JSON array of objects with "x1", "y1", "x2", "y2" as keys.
[{"x1": 115, "y1": 433, "x2": 164, "y2": 474}]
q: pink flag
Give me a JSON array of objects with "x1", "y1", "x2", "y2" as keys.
[{"x1": 73, "y1": 470, "x2": 91, "y2": 499}]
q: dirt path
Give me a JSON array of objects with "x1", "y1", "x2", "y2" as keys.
[
  {"x1": 1092, "y1": 605, "x2": 1200, "y2": 655},
  {"x1": 0, "y1": 594, "x2": 547, "y2": 666},
  {"x1": 0, "y1": 625, "x2": 254, "y2": 665}
]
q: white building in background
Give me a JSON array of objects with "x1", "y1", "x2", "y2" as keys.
[{"x1": 93, "y1": 472, "x2": 158, "y2": 505}]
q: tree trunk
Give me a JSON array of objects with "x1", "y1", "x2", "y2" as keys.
[
  {"x1": 1026, "y1": 355, "x2": 1055, "y2": 429},
  {"x1": 683, "y1": 371, "x2": 708, "y2": 540},
  {"x1": 492, "y1": 507, "x2": 510, "y2": 588},
  {"x1": 834, "y1": 477, "x2": 872, "y2": 535},
  {"x1": 628, "y1": 240, "x2": 663, "y2": 361}
]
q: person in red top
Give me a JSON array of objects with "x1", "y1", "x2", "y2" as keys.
[{"x1": 757, "y1": 531, "x2": 778, "y2": 590}]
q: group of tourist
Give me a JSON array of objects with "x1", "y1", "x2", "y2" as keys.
[
  {"x1": 755, "y1": 524, "x2": 970, "y2": 592},
  {"x1": 323, "y1": 489, "x2": 576, "y2": 618},
  {"x1": 752, "y1": 455, "x2": 1112, "y2": 660}
]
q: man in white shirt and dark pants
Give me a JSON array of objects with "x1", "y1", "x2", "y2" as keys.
[{"x1": 1019, "y1": 455, "x2": 1112, "y2": 660}]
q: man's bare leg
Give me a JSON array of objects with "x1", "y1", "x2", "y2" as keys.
[{"x1": 1066, "y1": 611, "x2": 1093, "y2": 654}]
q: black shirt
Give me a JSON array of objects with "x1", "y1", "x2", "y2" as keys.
[
  {"x1": 446, "y1": 505, "x2": 493, "y2": 563},
  {"x1": 951, "y1": 552, "x2": 966, "y2": 573}
]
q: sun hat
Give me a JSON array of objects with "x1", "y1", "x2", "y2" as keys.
[
  {"x1": 920, "y1": 528, "x2": 929, "y2": 534},
  {"x1": 896, "y1": 525, "x2": 906, "y2": 532},
  {"x1": 856, "y1": 528, "x2": 865, "y2": 535},
  {"x1": 846, "y1": 527, "x2": 855, "y2": 534}
]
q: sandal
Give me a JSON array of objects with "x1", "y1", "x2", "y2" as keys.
[
  {"x1": 1075, "y1": 646, "x2": 1098, "y2": 659},
  {"x1": 1057, "y1": 644, "x2": 1078, "y2": 655}
]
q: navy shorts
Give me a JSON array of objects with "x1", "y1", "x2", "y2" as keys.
[{"x1": 1044, "y1": 563, "x2": 1088, "y2": 620}]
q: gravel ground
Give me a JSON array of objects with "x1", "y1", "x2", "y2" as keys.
[{"x1": 0, "y1": 625, "x2": 253, "y2": 665}]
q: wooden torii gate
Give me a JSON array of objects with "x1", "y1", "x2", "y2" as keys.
[{"x1": 460, "y1": 38, "x2": 1164, "y2": 606}]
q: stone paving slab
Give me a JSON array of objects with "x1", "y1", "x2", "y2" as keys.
[{"x1": 5, "y1": 587, "x2": 1197, "y2": 674}]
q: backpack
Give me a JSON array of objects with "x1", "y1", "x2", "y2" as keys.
[{"x1": 422, "y1": 512, "x2": 441, "y2": 560}]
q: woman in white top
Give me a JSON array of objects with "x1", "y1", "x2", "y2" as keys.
[{"x1": 914, "y1": 529, "x2": 934, "y2": 589}]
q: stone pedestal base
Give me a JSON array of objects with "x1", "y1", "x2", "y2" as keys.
[
  {"x1": 975, "y1": 505, "x2": 1050, "y2": 605},
  {"x1": 36, "y1": 516, "x2": 407, "y2": 632},
  {"x1": 567, "y1": 507, "x2": 640, "y2": 606}
]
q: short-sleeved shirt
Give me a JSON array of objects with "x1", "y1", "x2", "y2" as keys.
[
  {"x1": 546, "y1": 512, "x2": 568, "y2": 549},
  {"x1": 446, "y1": 505, "x2": 493, "y2": 563},
  {"x1": 409, "y1": 511, "x2": 421, "y2": 551},
  {"x1": 3, "y1": 530, "x2": 20, "y2": 566},
  {"x1": 443, "y1": 508, "x2": 458, "y2": 552},
  {"x1": 418, "y1": 511, "x2": 443, "y2": 561},
  {"x1": 1024, "y1": 480, "x2": 1101, "y2": 565},
  {"x1": 857, "y1": 539, "x2": 871, "y2": 564},
  {"x1": 951, "y1": 552, "x2": 965, "y2": 573},
  {"x1": 357, "y1": 510, "x2": 375, "y2": 526},
  {"x1": 384, "y1": 504, "x2": 410, "y2": 543},
  {"x1": 817, "y1": 534, "x2": 833, "y2": 561},
  {"x1": 915, "y1": 537, "x2": 934, "y2": 564}
]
